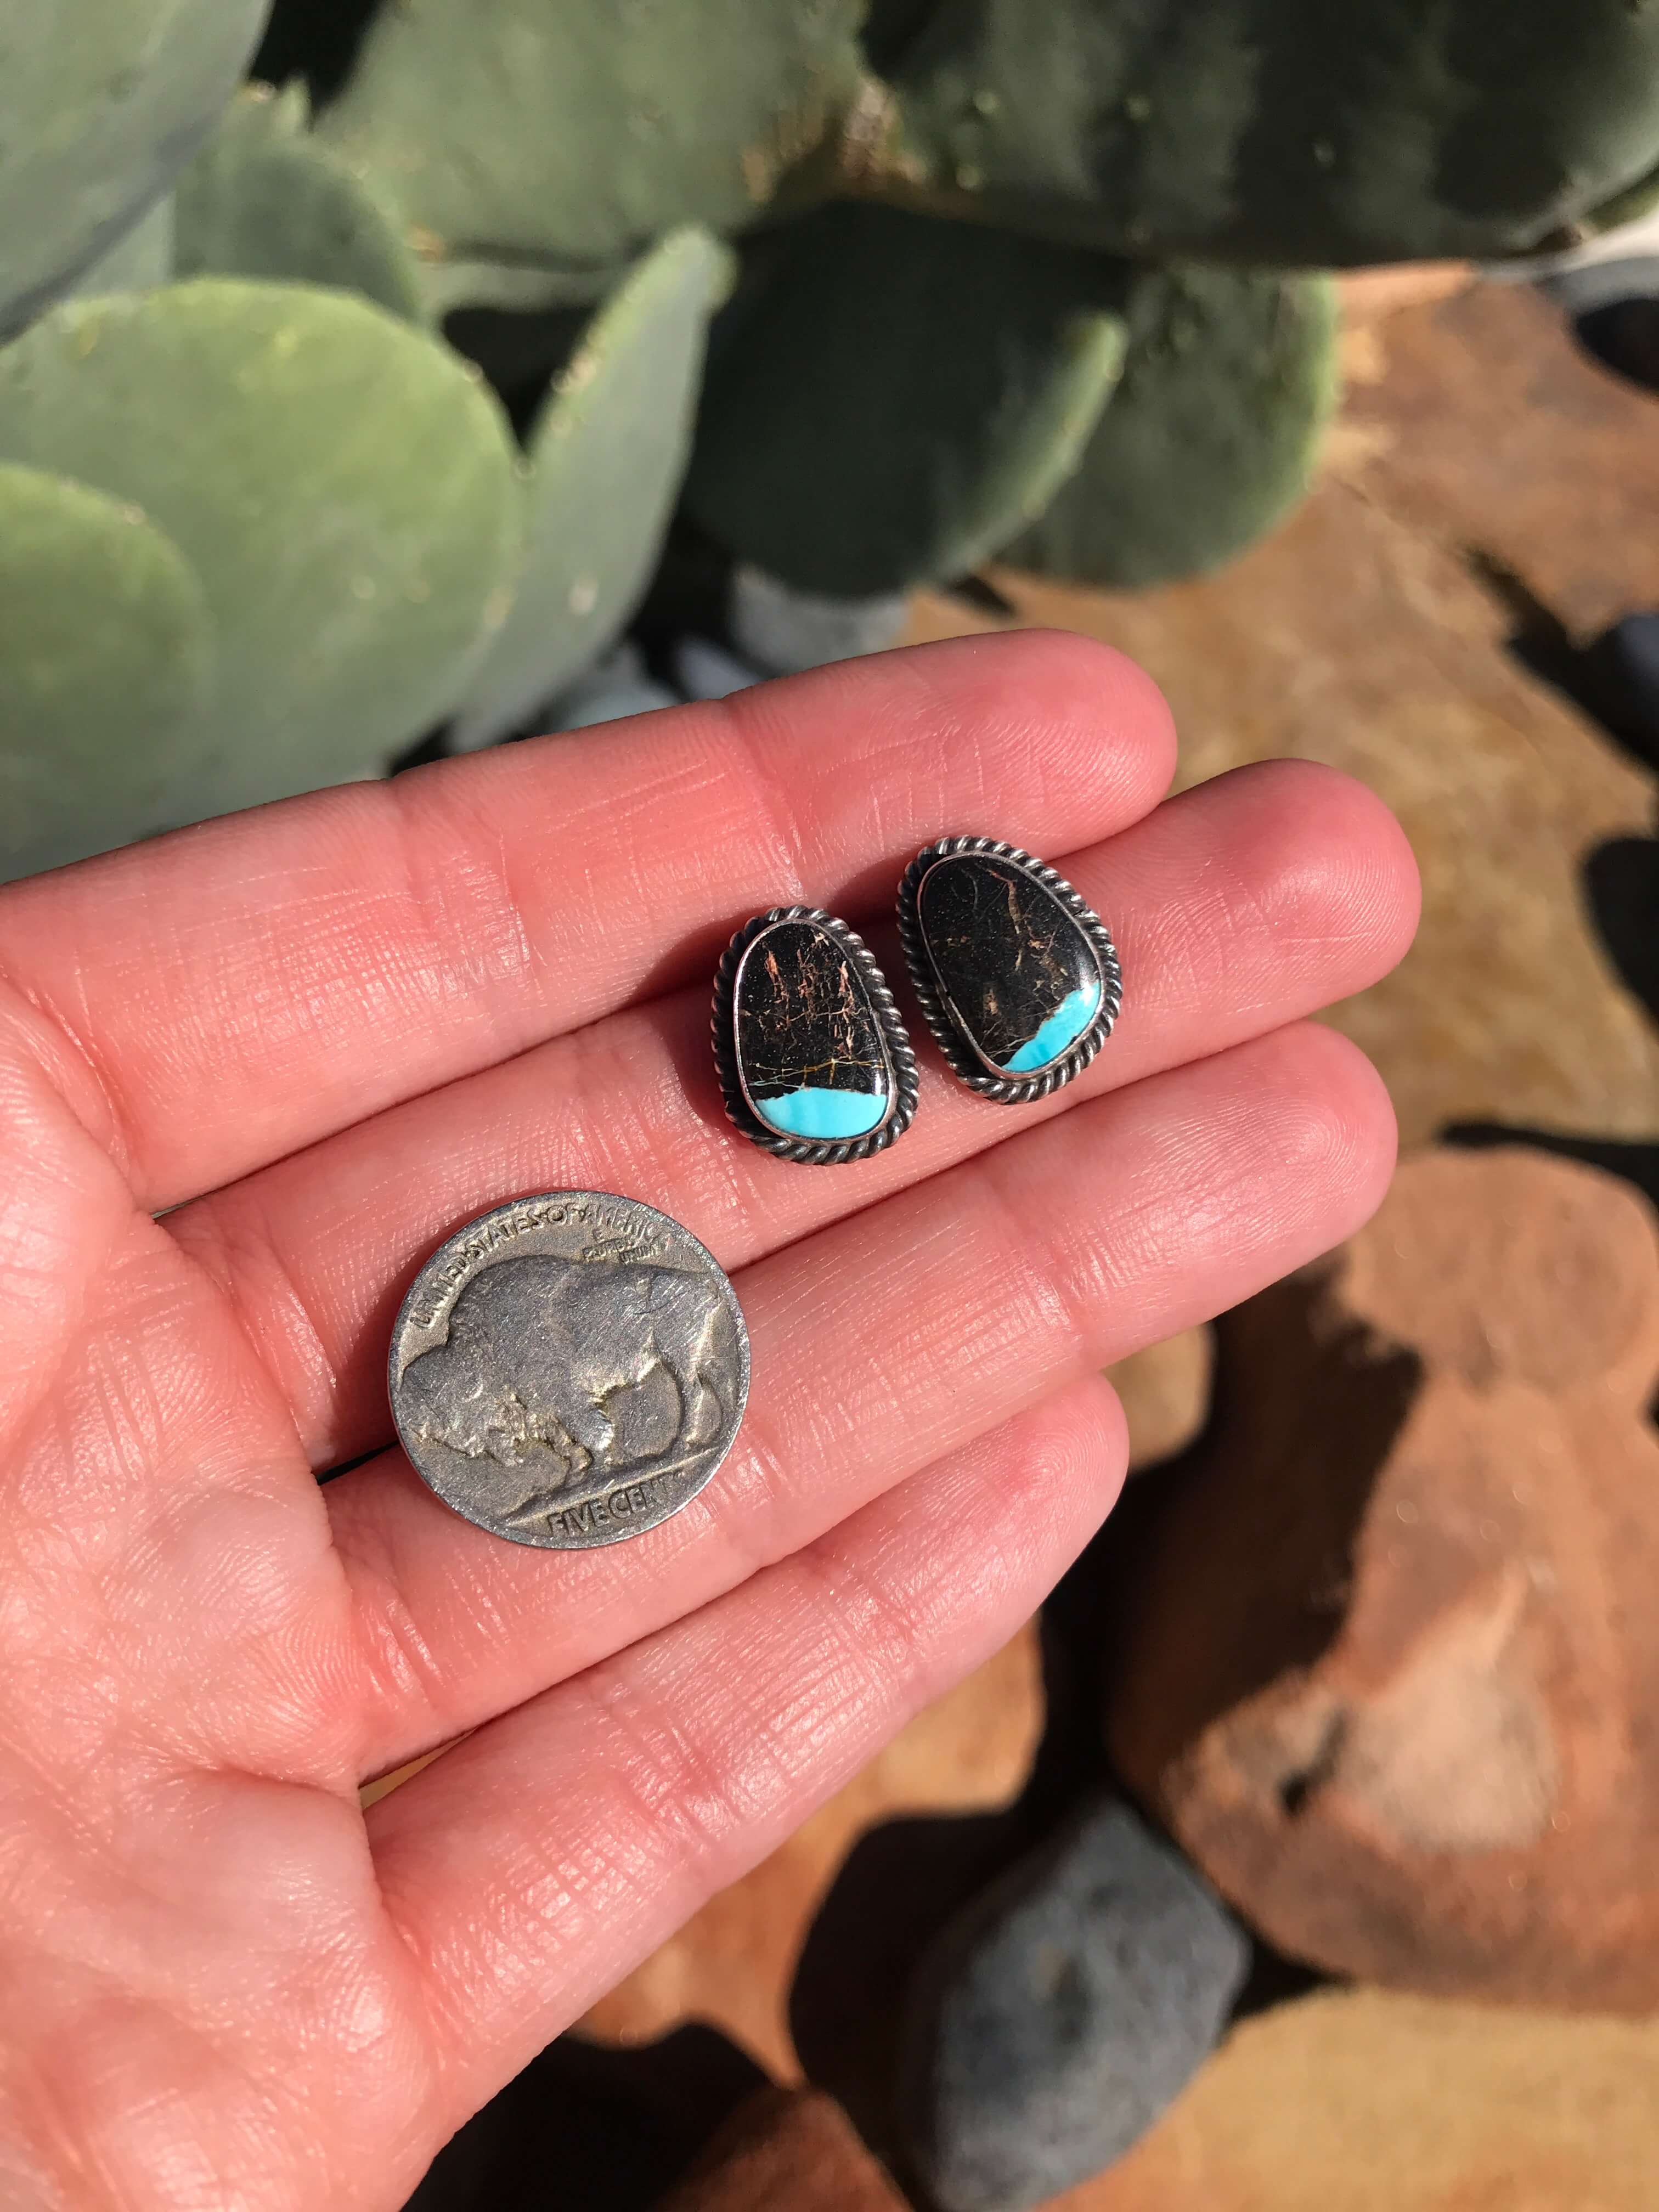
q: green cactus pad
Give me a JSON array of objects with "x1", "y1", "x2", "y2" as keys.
[
  {"x1": 872, "y1": 0, "x2": 1659, "y2": 267},
  {"x1": 418, "y1": 259, "x2": 629, "y2": 324},
  {"x1": 317, "y1": 0, "x2": 867, "y2": 281},
  {"x1": 70, "y1": 195, "x2": 177, "y2": 301},
  {"x1": 452, "y1": 227, "x2": 733, "y2": 750},
  {"x1": 1001, "y1": 267, "x2": 1339, "y2": 591},
  {"x1": 684, "y1": 203, "x2": 1127, "y2": 597},
  {"x1": 0, "y1": 0, "x2": 269, "y2": 338},
  {"x1": 0, "y1": 462, "x2": 215, "y2": 879},
  {"x1": 0, "y1": 280, "x2": 522, "y2": 814},
  {"x1": 1575, "y1": 157, "x2": 1659, "y2": 241},
  {"x1": 174, "y1": 83, "x2": 427, "y2": 324}
]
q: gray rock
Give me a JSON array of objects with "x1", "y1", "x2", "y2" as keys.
[
  {"x1": 730, "y1": 562, "x2": 910, "y2": 676},
  {"x1": 672, "y1": 634, "x2": 763, "y2": 701},
  {"x1": 558, "y1": 680, "x2": 677, "y2": 731},
  {"x1": 901, "y1": 1798, "x2": 1248, "y2": 2212},
  {"x1": 552, "y1": 643, "x2": 677, "y2": 732},
  {"x1": 1607, "y1": 612, "x2": 1659, "y2": 761},
  {"x1": 1537, "y1": 252, "x2": 1659, "y2": 318}
]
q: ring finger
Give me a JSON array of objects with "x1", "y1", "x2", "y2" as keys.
[
  {"x1": 332, "y1": 1019, "x2": 1396, "y2": 1781},
  {"x1": 167, "y1": 758, "x2": 1415, "y2": 1471}
]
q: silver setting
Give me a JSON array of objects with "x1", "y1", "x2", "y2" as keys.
[
  {"x1": 896, "y1": 836, "x2": 1122, "y2": 1104},
  {"x1": 712, "y1": 906, "x2": 919, "y2": 1165}
]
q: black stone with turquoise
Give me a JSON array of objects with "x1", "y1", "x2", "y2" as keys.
[
  {"x1": 917, "y1": 852, "x2": 1104, "y2": 1077},
  {"x1": 732, "y1": 916, "x2": 894, "y2": 1141}
]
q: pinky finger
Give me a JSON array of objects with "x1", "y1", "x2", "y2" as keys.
[{"x1": 366, "y1": 1375, "x2": 1129, "y2": 2134}]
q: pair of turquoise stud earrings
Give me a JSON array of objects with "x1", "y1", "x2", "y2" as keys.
[{"x1": 712, "y1": 837, "x2": 1122, "y2": 1167}]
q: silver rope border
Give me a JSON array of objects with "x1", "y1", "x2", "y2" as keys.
[
  {"x1": 711, "y1": 907, "x2": 921, "y2": 1166},
  {"x1": 895, "y1": 837, "x2": 1122, "y2": 1104}
]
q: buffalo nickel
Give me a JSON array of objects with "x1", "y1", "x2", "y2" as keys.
[{"x1": 388, "y1": 1192, "x2": 749, "y2": 1550}]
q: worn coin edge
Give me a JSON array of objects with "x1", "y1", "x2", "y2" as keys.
[{"x1": 386, "y1": 1190, "x2": 751, "y2": 1551}]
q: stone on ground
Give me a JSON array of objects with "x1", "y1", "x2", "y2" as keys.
[
  {"x1": 1047, "y1": 1987, "x2": 1659, "y2": 2212},
  {"x1": 917, "y1": 466, "x2": 1659, "y2": 1147},
  {"x1": 1334, "y1": 278, "x2": 1659, "y2": 640},
  {"x1": 580, "y1": 1624, "x2": 1042, "y2": 2078},
  {"x1": 900, "y1": 1797, "x2": 1247, "y2": 2212},
  {"x1": 653, "y1": 2088, "x2": 907, "y2": 2212},
  {"x1": 730, "y1": 564, "x2": 910, "y2": 676},
  {"x1": 1107, "y1": 1148, "x2": 1659, "y2": 2010}
]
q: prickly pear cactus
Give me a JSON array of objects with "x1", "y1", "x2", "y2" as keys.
[
  {"x1": 1001, "y1": 267, "x2": 1339, "y2": 590},
  {"x1": 0, "y1": 280, "x2": 522, "y2": 860},
  {"x1": 69, "y1": 195, "x2": 177, "y2": 302},
  {"x1": 0, "y1": 462, "x2": 215, "y2": 877},
  {"x1": 0, "y1": 0, "x2": 270, "y2": 339},
  {"x1": 1574, "y1": 156, "x2": 1659, "y2": 242},
  {"x1": 316, "y1": 0, "x2": 867, "y2": 304},
  {"x1": 867, "y1": 0, "x2": 1659, "y2": 267},
  {"x1": 453, "y1": 227, "x2": 733, "y2": 751},
  {"x1": 685, "y1": 203, "x2": 1127, "y2": 597},
  {"x1": 174, "y1": 83, "x2": 426, "y2": 323}
]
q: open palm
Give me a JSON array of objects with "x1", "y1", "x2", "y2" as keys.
[{"x1": 0, "y1": 634, "x2": 1417, "y2": 2208}]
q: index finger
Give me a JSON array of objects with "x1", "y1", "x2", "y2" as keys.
[{"x1": 0, "y1": 632, "x2": 1173, "y2": 1211}]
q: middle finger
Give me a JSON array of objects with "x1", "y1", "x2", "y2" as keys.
[
  {"x1": 338, "y1": 1017, "x2": 1396, "y2": 1780},
  {"x1": 167, "y1": 758, "x2": 1415, "y2": 1469}
]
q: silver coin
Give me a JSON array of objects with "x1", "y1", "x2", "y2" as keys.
[{"x1": 388, "y1": 1192, "x2": 749, "y2": 1550}]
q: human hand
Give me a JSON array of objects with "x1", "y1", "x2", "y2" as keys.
[{"x1": 0, "y1": 633, "x2": 1417, "y2": 2207}]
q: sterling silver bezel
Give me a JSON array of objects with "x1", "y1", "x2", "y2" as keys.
[
  {"x1": 711, "y1": 906, "x2": 919, "y2": 1165},
  {"x1": 896, "y1": 837, "x2": 1122, "y2": 1104}
]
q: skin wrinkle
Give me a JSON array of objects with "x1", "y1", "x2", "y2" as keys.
[
  {"x1": 397, "y1": 1631, "x2": 799, "y2": 2064},
  {"x1": 593, "y1": 1664, "x2": 776, "y2": 1864},
  {"x1": 136, "y1": 1505, "x2": 356, "y2": 1780},
  {"x1": 385, "y1": 774, "x2": 545, "y2": 1037},
  {"x1": 179, "y1": 862, "x2": 449, "y2": 1183},
  {"x1": 0, "y1": 1044, "x2": 133, "y2": 1437},
  {"x1": 670, "y1": 1381, "x2": 800, "y2": 1592},
  {"x1": 21, "y1": 2022, "x2": 215, "y2": 2212},
  {"x1": 0, "y1": 634, "x2": 1181, "y2": 1224},
  {"x1": 573, "y1": 1017, "x2": 729, "y2": 1223},
  {"x1": 712, "y1": 698, "x2": 815, "y2": 911},
  {"x1": 179, "y1": 1194, "x2": 343, "y2": 1472},
  {"x1": 848, "y1": 635, "x2": 1158, "y2": 836},
  {"x1": 0, "y1": 1674, "x2": 137, "y2": 1881},
  {"x1": 569, "y1": 742, "x2": 766, "y2": 970},
  {"x1": 161, "y1": 756, "x2": 1406, "y2": 1482},
  {"x1": 346, "y1": 1501, "x2": 486, "y2": 1757},
  {"x1": 1212, "y1": 783, "x2": 1405, "y2": 997},
  {"x1": 274, "y1": 901, "x2": 451, "y2": 1077},
  {"x1": 63, "y1": 1522, "x2": 320, "y2": 1778},
  {"x1": 55, "y1": 1987, "x2": 331, "y2": 2212},
  {"x1": 0, "y1": 633, "x2": 1418, "y2": 2209},
  {"x1": 756, "y1": 1227, "x2": 941, "y2": 1450},
  {"x1": 966, "y1": 1140, "x2": 1102, "y2": 1384},
  {"x1": 51, "y1": 1834, "x2": 432, "y2": 2210},
  {"x1": 74, "y1": 1326, "x2": 171, "y2": 1498},
  {"x1": 1, "y1": 1279, "x2": 345, "y2": 1787},
  {"x1": 0, "y1": 974, "x2": 131, "y2": 1181},
  {"x1": 784, "y1": 1531, "x2": 933, "y2": 1744},
  {"x1": 322, "y1": 1025, "x2": 1398, "y2": 1781},
  {"x1": 47, "y1": 1503, "x2": 318, "y2": 1787},
  {"x1": 373, "y1": 1386, "x2": 1127, "y2": 2113},
  {"x1": 388, "y1": 1754, "x2": 606, "y2": 2010}
]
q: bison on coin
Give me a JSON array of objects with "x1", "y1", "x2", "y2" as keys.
[{"x1": 399, "y1": 1256, "x2": 727, "y2": 1483}]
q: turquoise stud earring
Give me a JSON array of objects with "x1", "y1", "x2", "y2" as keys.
[
  {"x1": 896, "y1": 838, "x2": 1121, "y2": 1102},
  {"x1": 712, "y1": 907, "x2": 919, "y2": 1164}
]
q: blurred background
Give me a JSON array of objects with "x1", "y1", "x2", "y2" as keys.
[{"x1": 4, "y1": 4, "x2": 1658, "y2": 2206}]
